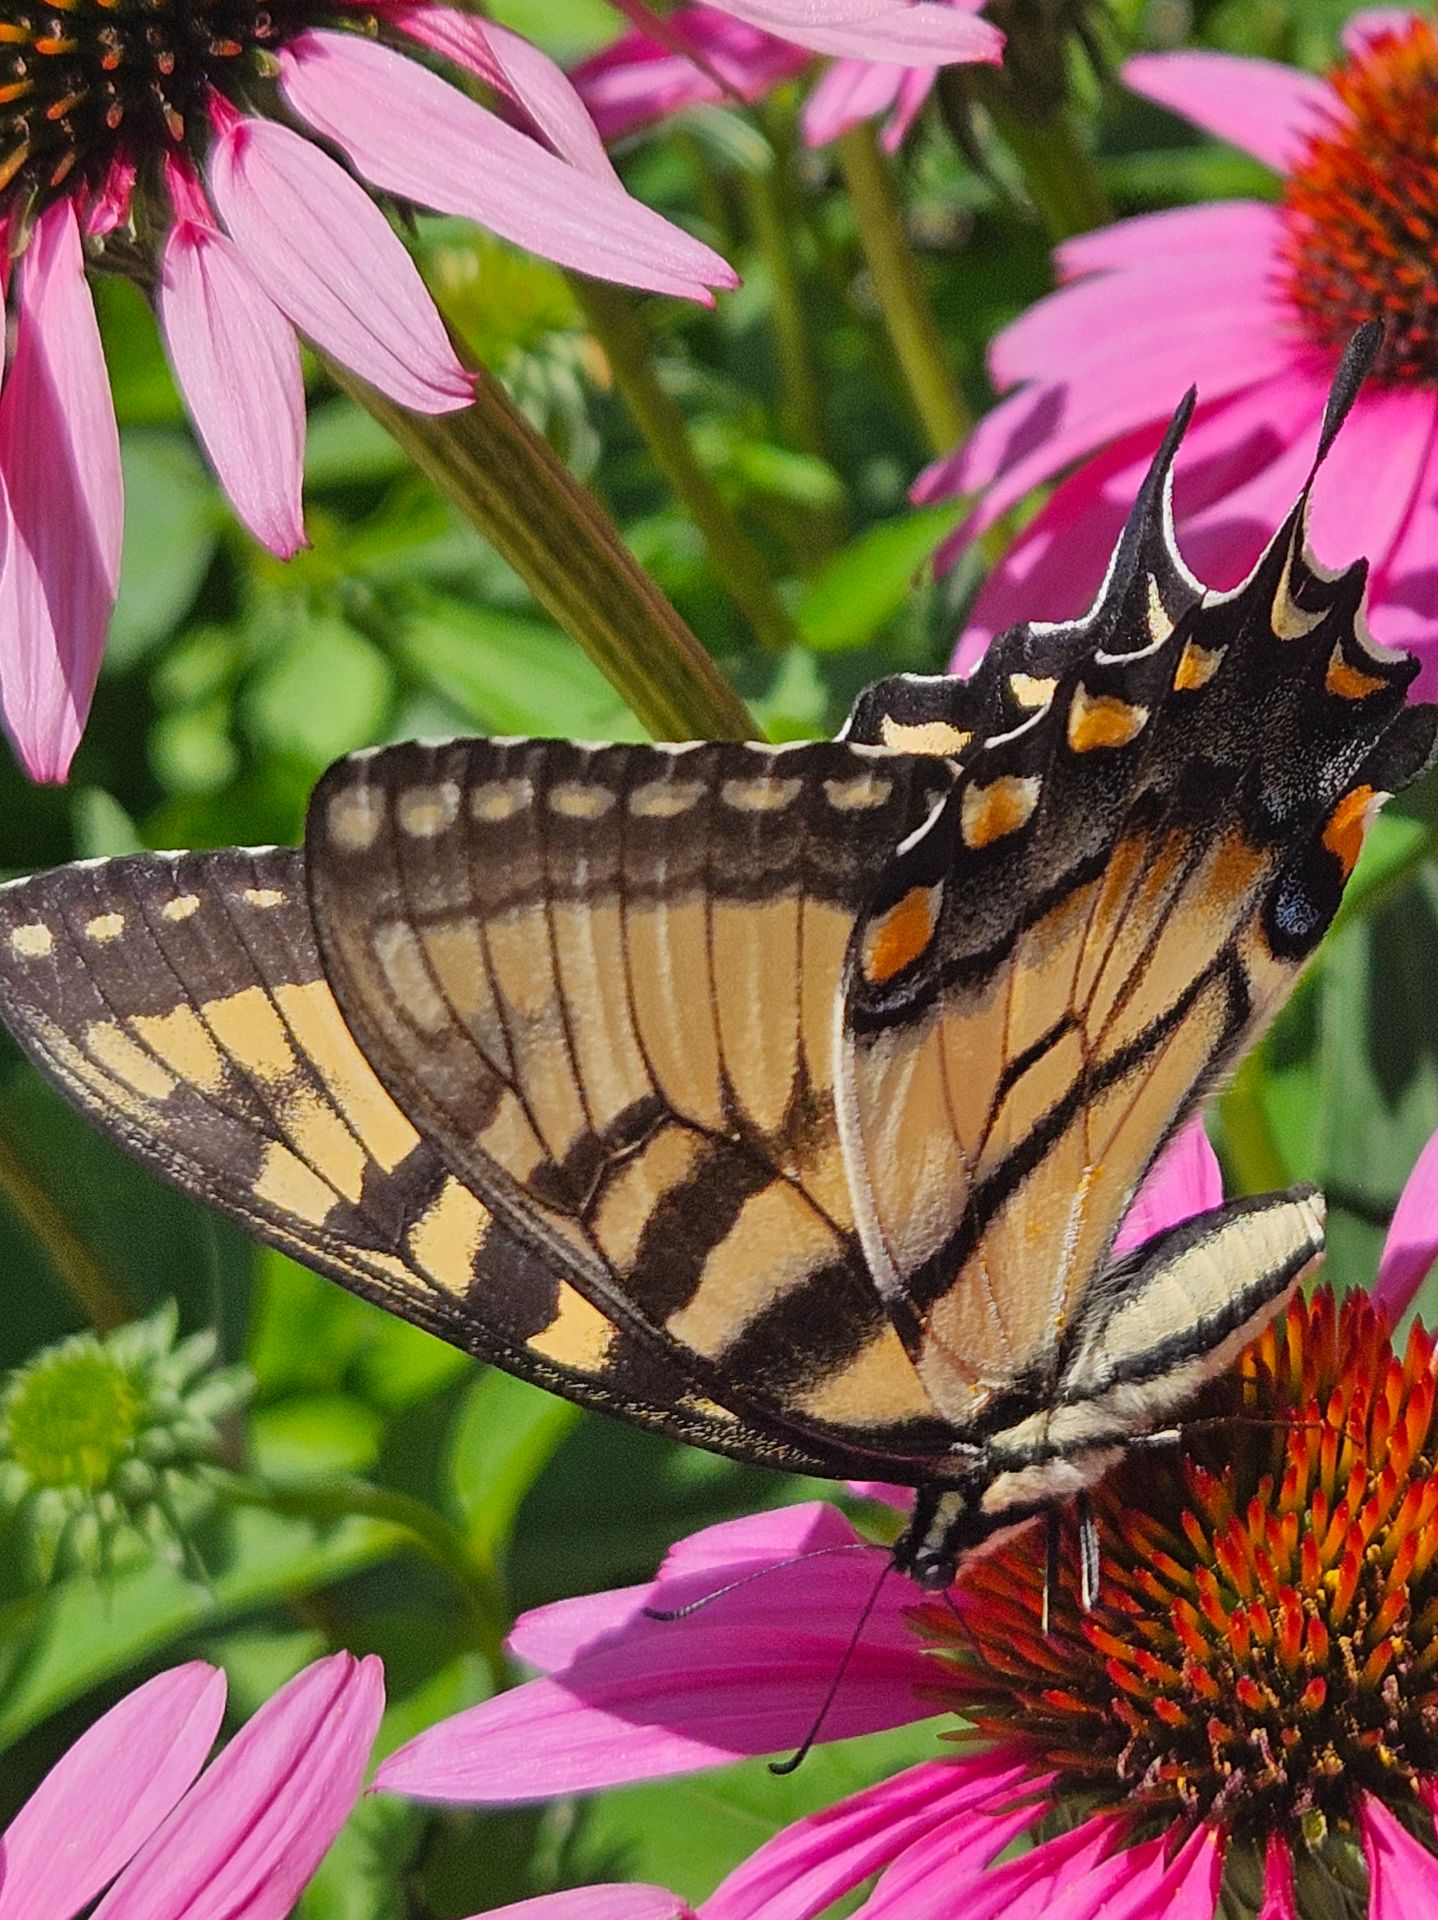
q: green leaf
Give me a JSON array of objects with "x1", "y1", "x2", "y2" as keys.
[
  {"x1": 245, "y1": 613, "x2": 393, "y2": 765},
  {"x1": 795, "y1": 504, "x2": 961, "y2": 651},
  {"x1": 105, "y1": 434, "x2": 222, "y2": 670},
  {"x1": 449, "y1": 1371, "x2": 582, "y2": 1564},
  {"x1": 250, "y1": 1393, "x2": 387, "y2": 1484},
  {"x1": 395, "y1": 596, "x2": 646, "y2": 740}
]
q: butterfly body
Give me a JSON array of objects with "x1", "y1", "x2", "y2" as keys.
[{"x1": 1, "y1": 345, "x2": 1433, "y2": 1588}]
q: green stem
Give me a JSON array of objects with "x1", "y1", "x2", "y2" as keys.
[
  {"x1": 237, "y1": 1477, "x2": 510, "y2": 1686},
  {"x1": 834, "y1": 123, "x2": 971, "y2": 457},
  {"x1": 743, "y1": 144, "x2": 827, "y2": 463},
  {"x1": 0, "y1": 1115, "x2": 135, "y2": 1329},
  {"x1": 323, "y1": 355, "x2": 760, "y2": 742},
  {"x1": 574, "y1": 278, "x2": 799, "y2": 654},
  {"x1": 983, "y1": 96, "x2": 1113, "y2": 242}
]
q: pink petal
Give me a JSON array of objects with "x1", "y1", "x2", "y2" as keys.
[
  {"x1": 0, "y1": 1665, "x2": 225, "y2": 1920},
  {"x1": 703, "y1": 1755, "x2": 1039, "y2": 1920},
  {"x1": 948, "y1": 375, "x2": 1328, "y2": 670},
  {"x1": 279, "y1": 32, "x2": 736, "y2": 303},
  {"x1": 572, "y1": 8, "x2": 807, "y2": 142},
  {"x1": 1055, "y1": 200, "x2": 1285, "y2": 282},
  {"x1": 510, "y1": 1504, "x2": 871, "y2": 1671},
  {"x1": 158, "y1": 214, "x2": 306, "y2": 560},
  {"x1": 882, "y1": 67, "x2": 937, "y2": 149},
  {"x1": 1373, "y1": 1128, "x2": 1438, "y2": 1320},
  {"x1": 207, "y1": 111, "x2": 472, "y2": 414},
  {"x1": 1341, "y1": 11, "x2": 1419, "y2": 56},
  {"x1": 846, "y1": 1480, "x2": 910, "y2": 1510},
  {"x1": 860, "y1": 1806, "x2": 1121, "y2": 1920},
  {"x1": 473, "y1": 1890, "x2": 694, "y2": 1920},
  {"x1": 1307, "y1": 384, "x2": 1437, "y2": 583},
  {"x1": 378, "y1": 1505, "x2": 934, "y2": 1802},
  {"x1": 1112, "y1": 1116, "x2": 1225, "y2": 1259},
  {"x1": 0, "y1": 197, "x2": 123, "y2": 783},
  {"x1": 1360, "y1": 423, "x2": 1438, "y2": 695},
  {"x1": 1123, "y1": 50, "x2": 1333, "y2": 175},
  {"x1": 802, "y1": 59, "x2": 906, "y2": 147},
  {"x1": 1258, "y1": 1837, "x2": 1298, "y2": 1920},
  {"x1": 703, "y1": 0, "x2": 1002, "y2": 64},
  {"x1": 388, "y1": 5, "x2": 618, "y2": 182},
  {"x1": 92, "y1": 1652, "x2": 384, "y2": 1920},
  {"x1": 1363, "y1": 1794, "x2": 1438, "y2": 1920}
]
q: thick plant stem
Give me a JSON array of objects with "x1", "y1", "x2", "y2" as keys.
[
  {"x1": 323, "y1": 356, "x2": 760, "y2": 742},
  {"x1": 835, "y1": 123, "x2": 971, "y2": 456},
  {"x1": 984, "y1": 95, "x2": 1112, "y2": 241},
  {"x1": 0, "y1": 1116, "x2": 134, "y2": 1329},
  {"x1": 575, "y1": 278, "x2": 799, "y2": 654}
]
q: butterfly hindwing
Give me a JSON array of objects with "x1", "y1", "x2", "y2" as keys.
[
  {"x1": 836, "y1": 400, "x2": 1433, "y2": 1430},
  {"x1": 0, "y1": 846, "x2": 842, "y2": 1471}
]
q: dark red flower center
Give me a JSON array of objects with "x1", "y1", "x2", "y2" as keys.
[
  {"x1": 0, "y1": 0, "x2": 323, "y2": 211},
  {"x1": 1280, "y1": 18, "x2": 1438, "y2": 384},
  {"x1": 919, "y1": 1290, "x2": 1438, "y2": 1866}
]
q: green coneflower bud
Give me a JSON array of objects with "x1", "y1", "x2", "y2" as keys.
[{"x1": 0, "y1": 1302, "x2": 250, "y2": 1582}]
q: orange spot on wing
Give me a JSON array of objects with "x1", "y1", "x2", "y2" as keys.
[
  {"x1": 1322, "y1": 785, "x2": 1380, "y2": 878},
  {"x1": 863, "y1": 884, "x2": 939, "y2": 984},
  {"x1": 1325, "y1": 654, "x2": 1389, "y2": 701}
]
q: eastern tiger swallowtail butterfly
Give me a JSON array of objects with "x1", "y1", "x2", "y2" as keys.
[{"x1": 0, "y1": 335, "x2": 1433, "y2": 1592}]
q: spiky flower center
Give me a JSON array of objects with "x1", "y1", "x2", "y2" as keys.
[
  {"x1": 1280, "y1": 18, "x2": 1438, "y2": 384},
  {"x1": 0, "y1": 0, "x2": 319, "y2": 207},
  {"x1": 924, "y1": 1290, "x2": 1438, "y2": 1850}
]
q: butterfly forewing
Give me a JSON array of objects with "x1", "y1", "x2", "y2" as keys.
[
  {"x1": 304, "y1": 736, "x2": 972, "y2": 1464},
  {"x1": 0, "y1": 846, "x2": 842, "y2": 1470}
]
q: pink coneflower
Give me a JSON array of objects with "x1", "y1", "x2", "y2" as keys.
[
  {"x1": 573, "y1": 2, "x2": 1001, "y2": 151},
  {"x1": 0, "y1": 1, "x2": 737, "y2": 784},
  {"x1": 917, "y1": 12, "x2": 1438, "y2": 696},
  {"x1": 0, "y1": 1650, "x2": 383, "y2": 1918},
  {"x1": 379, "y1": 1126, "x2": 1438, "y2": 1920}
]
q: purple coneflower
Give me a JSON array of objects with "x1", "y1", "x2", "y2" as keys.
[
  {"x1": 573, "y1": 1, "x2": 1001, "y2": 151},
  {"x1": 0, "y1": 1651, "x2": 382, "y2": 1917},
  {"x1": 0, "y1": 0, "x2": 738, "y2": 782},
  {"x1": 917, "y1": 11, "x2": 1438, "y2": 697},
  {"x1": 378, "y1": 1125, "x2": 1438, "y2": 1920}
]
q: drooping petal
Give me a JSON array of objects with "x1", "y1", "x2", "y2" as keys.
[
  {"x1": 1258, "y1": 1836, "x2": 1299, "y2": 1920},
  {"x1": 1123, "y1": 50, "x2": 1332, "y2": 175},
  {"x1": 1054, "y1": 200, "x2": 1286, "y2": 284},
  {"x1": 802, "y1": 59, "x2": 906, "y2": 147},
  {"x1": 1373, "y1": 1128, "x2": 1438, "y2": 1320},
  {"x1": 1111, "y1": 1116, "x2": 1224, "y2": 1259},
  {"x1": 388, "y1": 5, "x2": 618, "y2": 181},
  {"x1": 472, "y1": 1890, "x2": 694, "y2": 1920},
  {"x1": 572, "y1": 7, "x2": 807, "y2": 142},
  {"x1": 1362, "y1": 1794, "x2": 1438, "y2": 1920},
  {"x1": 207, "y1": 110, "x2": 472, "y2": 414},
  {"x1": 92, "y1": 1652, "x2": 384, "y2": 1920},
  {"x1": 0, "y1": 197, "x2": 124, "y2": 783},
  {"x1": 278, "y1": 31, "x2": 736, "y2": 303},
  {"x1": 379, "y1": 1505, "x2": 934, "y2": 1802},
  {"x1": 703, "y1": 1755, "x2": 1040, "y2": 1920},
  {"x1": 158, "y1": 208, "x2": 307, "y2": 559},
  {"x1": 1360, "y1": 426, "x2": 1438, "y2": 698},
  {"x1": 0, "y1": 1665, "x2": 225, "y2": 1920},
  {"x1": 697, "y1": 0, "x2": 1002, "y2": 65}
]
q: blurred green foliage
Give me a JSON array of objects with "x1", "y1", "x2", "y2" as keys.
[{"x1": 0, "y1": 0, "x2": 1434, "y2": 1912}]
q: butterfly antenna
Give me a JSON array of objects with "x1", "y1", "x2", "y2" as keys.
[
  {"x1": 644, "y1": 1541, "x2": 875, "y2": 1623},
  {"x1": 769, "y1": 1554, "x2": 893, "y2": 1778}
]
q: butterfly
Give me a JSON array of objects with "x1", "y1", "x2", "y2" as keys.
[{"x1": 0, "y1": 331, "x2": 1433, "y2": 1593}]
